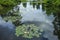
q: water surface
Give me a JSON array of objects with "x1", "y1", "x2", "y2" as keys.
[{"x1": 0, "y1": 1, "x2": 59, "y2": 40}]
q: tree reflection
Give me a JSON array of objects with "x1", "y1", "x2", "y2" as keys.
[
  {"x1": 32, "y1": 3, "x2": 36, "y2": 8},
  {"x1": 53, "y1": 13, "x2": 60, "y2": 40},
  {"x1": 42, "y1": 2, "x2": 60, "y2": 40},
  {"x1": 23, "y1": 2, "x2": 27, "y2": 8},
  {"x1": 36, "y1": 3, "x2": 40, "y2": 9}
]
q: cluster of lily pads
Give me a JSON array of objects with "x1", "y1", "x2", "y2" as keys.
[
  {"x1": 2, "y1": 10, "x2": 22, "y2": 22},
  {"x1": 3, "y1": 16, "x2": 21, "y2": 22},
  {"x1": 15, "y1": 24, "x2": 43, "y2": 38}
]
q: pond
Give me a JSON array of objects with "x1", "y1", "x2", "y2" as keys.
[{"x1": 0, "y1": 1, "x2": 60, "y2": 40}]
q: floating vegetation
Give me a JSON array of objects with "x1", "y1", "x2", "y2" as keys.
[
  {"x1": 15, "y1": 24, "x2": 43, "y2": 38},
  {"x1": 2, "y1": 10, "x2": 22, "y2": 26},
  {"x1": 3, "y1": 16, "x2": 22, "y2": 22}
]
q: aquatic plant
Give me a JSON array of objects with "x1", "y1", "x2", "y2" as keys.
[
  {"x1": 3, "y1": 16, "x2": 21, "y2": 22},
  {"x1": 15, "y1": 24, "x2": 43, "y2": 38},
  {"x1": 2, "y1": 10, "x2": 22, "y2": 25}
]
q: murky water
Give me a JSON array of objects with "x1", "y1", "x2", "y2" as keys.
[{"x1": 0, "y1": 1, "x2": 59, "y2": 40}]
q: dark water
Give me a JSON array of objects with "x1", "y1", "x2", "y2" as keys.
[{"x1": 0, "y1": 1, "x2": 60, "y2": 40}]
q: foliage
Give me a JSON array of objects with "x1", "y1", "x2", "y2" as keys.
[
  {"x1": 42, "y1": 0, "x2": 60, "y2": 15},
  {"x1": 3, "y1": 16, "x2": 21, "y2": 22},
  {"x1": 20, "y1": 0, "x2": 27, "y2": 2},
  {"x1": 0, "y1": 0, "x2": 17, "y2": 6},
  {"x1": 2, "y1": 10, "x2": 22, "y2": 23},
  {"x1": 0, "y1": 0, "x2": 21, "y2": 14},
  {"x1": 43, "y1": 0, "x2": 60, "y2": 5},
  {"x1": 15, "y1": 24, "x2": 43, "y2": 38},
  {"x1": 0, "y1": 0, "x2": 60, "y2": 15}
]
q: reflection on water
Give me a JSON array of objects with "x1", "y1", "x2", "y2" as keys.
[
  {"x1": 0, "y1": 16, "x2": 15, "y2": 40},
  {"x1": 53, "y1": 13, "x2": 60, "y2": 40},
  {"x1": 18, "y1": 2, "x2": 58, "y2": 40},
  {"x1": 0, "y1": 1, "x2": 59, "y2": 40}
]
